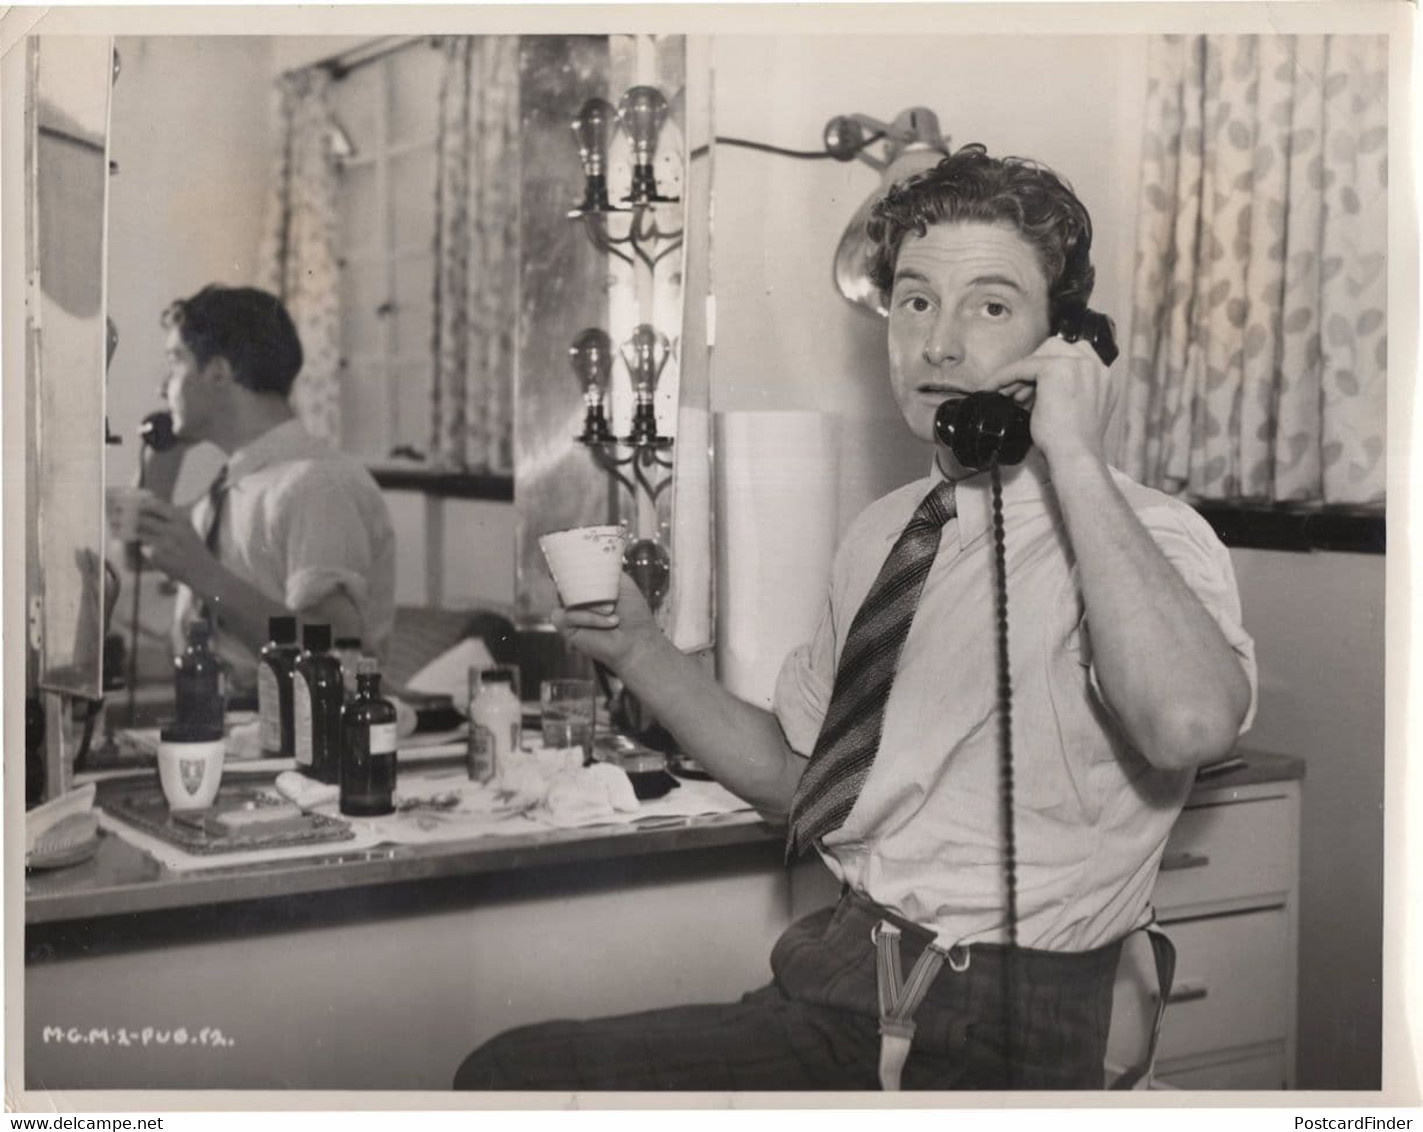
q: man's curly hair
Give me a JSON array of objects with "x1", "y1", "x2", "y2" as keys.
[
  {"x1": 865, "y1": 144, "x2": 1096, "y2": 320},
  {"x1": 162, "y1": 285, "x2": 304, "y2": 398}
]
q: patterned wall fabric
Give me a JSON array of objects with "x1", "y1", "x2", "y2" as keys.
[
  {"x1": 431, "y1": 36, "x2": 519, "y2": 475},
  {"x1": 256, "y1": 69, "x2": 343, "y2": 444},
  {"x1": 1123, "y1": 35, "x2": 1387, "y2": 506}
]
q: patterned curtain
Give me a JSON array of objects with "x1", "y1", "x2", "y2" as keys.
[
  {"x1": 431, "y1": 36, "x2": 519, "y2": 474},
  {"x1": 257, "y1": 69, "x2": 343, "y2": 443},
  {"x1": 1123, "y1": 35, "x2": 1387, "y2": 505}
]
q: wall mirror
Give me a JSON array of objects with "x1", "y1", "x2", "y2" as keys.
[
  {"x1": 21, "y1": 32, "x2": 714, "y2": 715},
  {"x1": 25, "y1": 35, "x2": 113, "y2": 703}
]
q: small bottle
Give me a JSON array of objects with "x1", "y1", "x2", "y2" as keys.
[
  {"x1": 257, "y1": 615, "x2": 302, "y2": 759},
  {"x1": 341, "y1": 657, "x2": 398, "y2": 816},
  {"x1": 293, "y1": 623, "x2": 344, "y2": 784},
  {"x1": 174, "y1": 620, "x2": 225, "y2": 734},
  {"x1": 333, "y1": 636, "x2": 364, "y2": 702},
  {"x1": 467, "y1": 665, "x2": 521, "y2": 785}
]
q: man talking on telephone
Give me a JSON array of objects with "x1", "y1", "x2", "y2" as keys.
[
  {"x1": 455, "y1": 145, "x2": 1256, "y2": 1091},
  {"x1": 132, "y1": 285, "x2": 395, "y2": 701}
]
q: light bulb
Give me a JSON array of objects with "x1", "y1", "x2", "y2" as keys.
[
  {"x1": 623, "y1": 537, "x2": 671, "y2": 612},
  {"x1": 618, "y1": 86, "x2": 673, "y2": 204},
  {"x1": 621, "y1": 324, "x2": 670, "y2": 401},
  {"x1": 569, "y1": 328, "x2": 614, "y2": 443},
  {"x1": 569, "y1": 98, "x2": 618, "y2": 216},
  {"x1": 571, "y1": 98, "x2": 614, "y2": 179},
  {"x1": 621, "y1": 324, "x2": 671, "y2": 444},
  {"x1": 617, "y1": 86, "x2": 668, "y2": 166},
  {"x1": 569, "y1": 328, "x2": 614, "y2": 393}
]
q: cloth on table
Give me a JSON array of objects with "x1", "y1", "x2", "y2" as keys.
[{"x1": 97, "y1": 749, "x2": 752, "y2": 870}]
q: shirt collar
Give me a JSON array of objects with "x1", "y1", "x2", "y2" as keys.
[
  {"x1": 226, "y1": 418, "x2": 315, "y2": 485},
  {"x1": 934, "y1": 449, "x2": 1055, "y2": 552}
]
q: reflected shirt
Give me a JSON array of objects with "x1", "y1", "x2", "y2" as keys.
[
  {"x1": 174, "y1": 418, "x2": 397, "y2": 696},
  {"x1": 772, "y1": 457, "x2": 1258, "y2": 952}
]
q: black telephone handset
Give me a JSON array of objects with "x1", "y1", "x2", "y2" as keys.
[
  {"x1": 932, "y1": 308, "x2": 1119, "y2": 471},
  {"x1": 139, "y1": 409, "x2": 177, "y2": 453}
]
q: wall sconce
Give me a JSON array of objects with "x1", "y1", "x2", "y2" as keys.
[
  {"x1": 572, "y1": 322, "x2": 675, "y2": 609},
  {"x1": 568, "y1": 85, "x2": 682, "y2": 270},
  {"x1": 568, "y1": 327, "x2": 614, "y2": 444},
  {"x1": 564, "y1": 77, "x2": 682, "y2": 630}
]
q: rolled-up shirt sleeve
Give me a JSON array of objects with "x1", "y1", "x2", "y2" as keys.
[
  {"x1": 772, "y1": 598, "x2": 839, "y2": 758},
  {"x1": 1077, "y1": 495, "x2": 1259, "y2": 736},
  {"x1": 273, "y1": 469, "x2": 379, "y2": 616}
]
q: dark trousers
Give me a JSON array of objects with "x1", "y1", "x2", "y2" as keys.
[{"x1": 453, "y1": 891, "x2": 1122, "y2": 1091}]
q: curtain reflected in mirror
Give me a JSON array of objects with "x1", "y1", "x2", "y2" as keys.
[{"x1": 27, "y1": 36, "x2": 113, "y2": 700}]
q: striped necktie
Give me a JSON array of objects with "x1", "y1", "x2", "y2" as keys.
[
  {"x1": 786, "y1": 479, "x2": 957, "y2": 858},
  {"x1": 202, "y1": 465, "x2": 229, "y2": 553},
  {"x1": 197, "y1": 465, "x2": 229, "y2": 627}
]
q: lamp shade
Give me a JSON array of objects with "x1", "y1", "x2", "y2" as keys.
[
  {"x1": 829, "y1": 107, "x2": 951, "y2": 317},
  {"x1": 832, "y1": 146, "x2": 949, "y2": 318}
]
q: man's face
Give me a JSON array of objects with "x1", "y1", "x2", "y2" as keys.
[
  {"x1": 159, "y1": 327, "x2": 219, "y2": 440},
  {"x1": 886, "y1": 220, "x2": 1052, "y2": 469}
]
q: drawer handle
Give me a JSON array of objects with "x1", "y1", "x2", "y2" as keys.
[
  {"x1": 1160, "y1": 851, "x2": 1211, "y2": 872},
  {"x1": 1156, "y1": 983, "x2": 1209, "y2": 1005}
]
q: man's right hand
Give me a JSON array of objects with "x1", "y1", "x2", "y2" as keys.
[{"x1": 551, "y1": 570, "x2": 662, "y2": 675}]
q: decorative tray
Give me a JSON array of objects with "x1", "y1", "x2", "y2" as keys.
[{"x1": 101, "y1": 780, "x2": 355, "y2": 855}]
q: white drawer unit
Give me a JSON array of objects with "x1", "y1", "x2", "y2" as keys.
[{"x1": 1107, "y1": 775, "x2": 1302, "y2": 1089}]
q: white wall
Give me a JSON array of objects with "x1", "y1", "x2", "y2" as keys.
[
  {"x1": 1231, "y1": 547, "x2": 1386, "y2": 1089},
  {"x1": 106, "y1": 36, "x2": 275, "y2": 500},
  {"x1": 385, "y1": 494, "x2": 516, "y2": 610}
]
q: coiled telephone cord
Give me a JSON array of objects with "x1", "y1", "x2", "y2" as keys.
[{"x1": 990, "y1": 464, "x2": 1021, "y2": 1089}]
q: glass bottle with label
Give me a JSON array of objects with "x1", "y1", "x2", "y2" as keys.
[
  {"x1": 467, "y1": 664, "x2": 522, "y2": 785},
  {"x1": 257, "y1": 615, "x2": 302, "y2": 759},
  {"x1": 341, "y1": 657, "x2": 398, "y2": 816},
  {"x1": 293, "y1": 623, "x2": 344, "y2": 784},
  {"x1": 174, "y1": 620, "x2": 224, "y2": 734}
]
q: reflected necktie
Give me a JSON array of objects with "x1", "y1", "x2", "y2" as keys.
[
  {"x1": 786, "y1": 479, "x2": 957, "y2": 858},
  {"x1": 197, "y1": 465, "x2": 229, "y2": 626}
]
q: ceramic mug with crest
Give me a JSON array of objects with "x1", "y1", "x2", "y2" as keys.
[{"x1": 157, "y1": 725, "x2": 226, "y2": 813}]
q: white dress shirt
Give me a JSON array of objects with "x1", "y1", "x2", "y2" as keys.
[
  {"x1": 175, "y1": 419, "x2": 397, "y2": 695},
  {"x1": 773, "y1": 456, "x2": 1258, "y2": 952}
]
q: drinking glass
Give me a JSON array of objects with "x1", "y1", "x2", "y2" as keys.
[{"x1": 540, "y1": 679, "x2": 597, "y2": 757}]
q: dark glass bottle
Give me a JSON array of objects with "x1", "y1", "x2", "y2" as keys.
[
  {"x1": 340, "y1": 657, "x2": 398, "y2": 816},
  {"x1": 174, "y1": 620, "x2": 224, "y2": 734},
  {"x1": 257, "y1": 615, "x2": 302, "y2": 759},
  {"x1": 293, "y1": 623, "x2": 344, "y2": 784}
]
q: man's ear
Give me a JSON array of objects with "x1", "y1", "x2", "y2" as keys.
[{"x1": 204, "y1": 355, "x2": 235, "y2": 386}]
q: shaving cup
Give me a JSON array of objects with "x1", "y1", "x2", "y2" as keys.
[
  {"x1": 157, "y1": 724, "x2": 226, "y2": 813},
  {"x1": 538, "y1": 525, "x2": 628, "y2": 607}
]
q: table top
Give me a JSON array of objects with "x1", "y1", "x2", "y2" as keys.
[{"x1": 24, "y1": 747, "x2": 1303, "y2": 927}]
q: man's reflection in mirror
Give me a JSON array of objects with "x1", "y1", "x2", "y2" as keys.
[{"x1": 129, "y1": 285, "x2": 396, "y2": 706}]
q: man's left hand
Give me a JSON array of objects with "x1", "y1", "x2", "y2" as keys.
[
  {"x1": 133, "y1": 497, "x2": 217, "y2": 591},
  {"x1": 987, "y1": 336, "x2": 1116, "y2": 467}
]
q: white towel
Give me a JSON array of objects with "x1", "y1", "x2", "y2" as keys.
[
  {"x1": 543, "y1": 764, "x2": 640, "y2": 827},
  {"x1": 273, "y1": 771, "x2": 339, "y2": 812}
]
